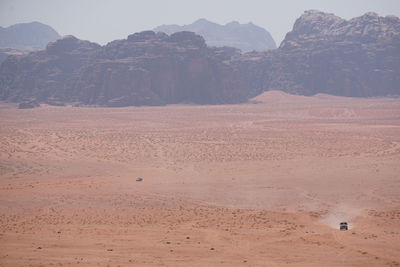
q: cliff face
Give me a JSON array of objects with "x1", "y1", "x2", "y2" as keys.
[
  {"x1": 74, "y1": 31, "x2": 246, "y2": 106},
  {"x1": 0, "y1": 35, "x2": 101, "y2": 103},
  {"x1": 154, "y1": 19, "x2": 277, "y2": 52},
  {"x1": 243, "y1": 10, "x2": 400, "y2": 97},
  {"x1": 0, "y1": 31, "x2": 247, "y2": 106}
]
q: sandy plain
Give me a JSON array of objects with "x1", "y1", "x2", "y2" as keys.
[{"x1": 0, "y1": 91, "x2": 399, "y2": 266}]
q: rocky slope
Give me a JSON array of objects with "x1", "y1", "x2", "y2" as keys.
[
  {"x1": 154, "y1": 19, "x2": 276, "y2": 52},
  {"x1": 241, "y1": 10, "x2": 400, "y2": 97},
  {"x1": 0, "y1": 32, "x2": 246, "y2": 106}
]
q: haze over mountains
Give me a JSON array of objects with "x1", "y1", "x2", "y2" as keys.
[
  {"x1": 0, "y1": 21, "x2": 60, "y2": 49},
  {"x1": 0, "y1": 21, "x2": 60, "y2": 64},
  {"x1": 154, "y1": 19, "x2": 277, "y2": 52},
  {"x1": 0, "y1": 10, "x2": 399, "y2": 107}
]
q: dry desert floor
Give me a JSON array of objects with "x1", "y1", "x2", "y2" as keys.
[{"x1": 0, "y1": 91, "x2": 400, "y2": 266}]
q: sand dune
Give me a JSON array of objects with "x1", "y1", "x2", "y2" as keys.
[{"x1": 0, "y1": 92, "x2": 399, "y2": 266}]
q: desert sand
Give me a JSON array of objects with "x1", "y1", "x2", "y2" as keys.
[{"x1": 0, "y1": 91, "x2": 399, "y2": 266}]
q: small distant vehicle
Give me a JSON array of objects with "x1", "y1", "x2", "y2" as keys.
[
  {"x1": 340, "y1": 222, "x2": 348, "y2": 230},
  {"x1": 136, "y1": 177, "x2": 143, "y2": 182}
]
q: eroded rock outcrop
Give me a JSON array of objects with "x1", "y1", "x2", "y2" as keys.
[
  {"x1": 241, "y1": 10, "x2": 400, "y2": 97},
  {"x1": 0, "y1": 35, "x2": 101, "y2": 104},
  {"x1": 0, "y1": 31, "x2": 246, "y2": 106}
]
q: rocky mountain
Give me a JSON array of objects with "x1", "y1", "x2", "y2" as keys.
[
  {"x1": 0, "y1": 11, "x2": 399, "y2": 107},
  {"x1": 0, "y1": 21, "x2": 60, "y2": 49},
  {"x1": 0, "y1": 22, "x2": 61, "y2": 64},
  {"x1": 154, "y1": 19, "x2": 276, "y2": 52},
  {"x1": 0, "y1": 32, "x2": 246, "y2": 106},
  {"x1": 240, "y1": 10, "x2": 400, "y2": 97}
]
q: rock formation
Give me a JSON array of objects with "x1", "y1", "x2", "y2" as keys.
[
  {"x1": 18, "y1": 100, "x2": 39, "y2": 109},
  {"x1": 0, "y1": 11, "x2": 399, "y2": 107},
  {"x1": 241, "y1": 10, "x2": 400, "y2": 97},
  {"x1": 154, "y1": 19, "x2": 277, "y2": 52},
  {"x1": 0, "y1": 31, "x2": 246, "y2": 106}
]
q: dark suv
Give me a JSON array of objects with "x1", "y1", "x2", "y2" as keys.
[{"x1": 340, "y1": 222, "x2": 348, "y2": 230}]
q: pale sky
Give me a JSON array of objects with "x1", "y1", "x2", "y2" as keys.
[{"x1": 1, "y1": 0, "x2": 399, "y2": 46}]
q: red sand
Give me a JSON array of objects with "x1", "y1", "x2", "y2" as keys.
[{"x1": 0, "y1": 91, "x2": 399, "y2": 266}]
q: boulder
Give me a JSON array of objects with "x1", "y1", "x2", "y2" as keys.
[{"x1": 18, "y1": 100, "x2": 39, "y2": 109}]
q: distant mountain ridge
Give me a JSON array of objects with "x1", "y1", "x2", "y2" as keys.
[
  {"x1": 0, "y1": 21, "x2": 61, "y2": 64},
  {"x1": 154, "y1": 19, "x2": 277, "y2": 52},
  {"x1": 0, "y1": 21, "x2": 60, "y2": 49}
]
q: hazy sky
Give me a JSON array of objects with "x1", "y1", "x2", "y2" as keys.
[{"x1": 1, "y1": 0, "x2": 399, "y2": 46}]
